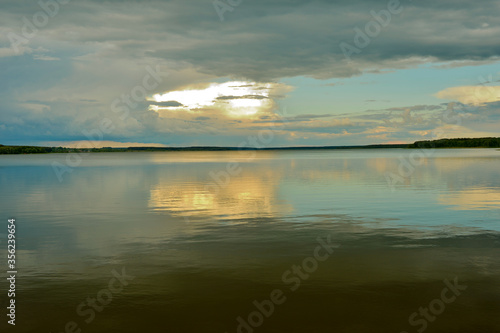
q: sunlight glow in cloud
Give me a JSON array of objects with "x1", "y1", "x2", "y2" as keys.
[{"x1": 149, "y1": 81, "x2": 281, "y2": 117}]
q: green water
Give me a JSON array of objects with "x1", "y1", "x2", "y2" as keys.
[{"x1": 0, "y1": 149, "x2": 499, "y2": 332}]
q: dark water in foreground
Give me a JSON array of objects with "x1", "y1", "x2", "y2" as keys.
[{"x1": 0, "y1": 149, "x2": 499, "y2": 332}]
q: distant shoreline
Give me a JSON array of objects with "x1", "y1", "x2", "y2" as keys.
[
  {"x1": 0, "y1": 144, "x2": 409, "y2": 154},
  {"x1": 1, "y1": 137, "x2": 499, "y2": 154}
]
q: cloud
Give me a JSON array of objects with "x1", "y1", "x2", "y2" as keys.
[
  {"x1": 1, "y1": 0, "x2": 499, "y2": 82},
  {"x1": 149, "y1": 81, "x2": 293, "y2": 118},
  {"x1": 33, "y1": 54, "x2": 60, "y2": 61},
  {"x1": 45, "y1": 141, "x2": 168, "y2": 148},
  {"x1": 0, "y1": 0, "x2": 499, "y2": 146},
  {"x1": 216, "y1": 95, "x2": 269, "y2": 100},
  {"x1": 436, "y1": 86, "x2": 500, "y2": 105},
  {"x1": 284, "y1": 114, "x2": 336, "y2": 121},
  {"x1": 386, "y1": 105, "x2": 443, "y2": 112},
  {"x1": 149, "y1": 101, "x2": 184, "y2": 107}
]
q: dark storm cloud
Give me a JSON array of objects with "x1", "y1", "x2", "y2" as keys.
[
  {"x1": 144, "y1": 0, "x2": 500, "y2": 80},
  {"x1": 3, "y1": 0, "x2": 498, "y2": 81}
]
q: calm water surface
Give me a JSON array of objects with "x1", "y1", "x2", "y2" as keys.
[{"x1": 0, "y1": 149, "x2": 499, "y2": 332}]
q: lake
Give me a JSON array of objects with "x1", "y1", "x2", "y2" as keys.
[{"x1": 0, "y1": 149, "x2": 499, "y2": 332}]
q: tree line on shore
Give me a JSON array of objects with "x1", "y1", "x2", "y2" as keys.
[
  {"x1": 0, "y1": 145, "x2": 73, "y2": 154},
  {"x1": 408, "y1": 137, "x2": 500, "y2": 148},
  {"x1": 1, "y1": 137, "x2": 500, "y2": 154}
]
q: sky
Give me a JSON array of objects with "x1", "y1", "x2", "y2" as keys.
[{"x1": 0, "y1": 0, "x2": 500, "y2": 147}]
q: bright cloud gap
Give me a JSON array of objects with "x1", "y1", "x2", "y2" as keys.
[{"x1": 148, "y1": 81, "x2": 284, "y2": 118}]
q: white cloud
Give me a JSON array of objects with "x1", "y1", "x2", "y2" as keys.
[
  {"x1": 33, "y1": 54, "x2": 60, "y2": 61},
  {"x1": 436, "y1": 86, "x2": 500, "y2": 105},
  {"x1": 150, "y1": 81, "x2": 293, "y2": 118}
]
